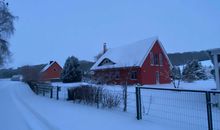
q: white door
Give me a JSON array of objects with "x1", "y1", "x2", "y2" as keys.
[{"x1": 156, "y1": 71, "x2": 160, "y2": 84}]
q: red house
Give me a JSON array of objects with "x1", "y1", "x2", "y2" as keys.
[
  {"x1": 39, "y1": 61, "x2": 63, "y2": 82},
  {"x1": 91, "y1": 37, "x2": 172, "y2": 85}
]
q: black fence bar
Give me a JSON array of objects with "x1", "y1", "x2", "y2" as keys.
[
  {"x1": 138, "y1": 86, "x2": 220, "y2": 94},
  {"x1": 50, "y1": 87, "x2": 53, "y2": 98},
  {"x1": 136, "y1": 87, "x2": 142, "y2": 120},
  {"x1": 135, "y1": 86, "x2": 220, "y2": 130},
  {"x1": 56, "y1": 86, "x2": 60, "y2": 100},
  {"x1": 43, "y1": 89, "x2": 45, "y2": 96},
  {"x1": 206, "y1": 92, "x2": 213, "y2": 130}
]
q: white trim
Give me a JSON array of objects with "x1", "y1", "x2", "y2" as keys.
[
  {"x1": 139, "y1": 38, "x2": 158, "y2": 67},
  {"x1": 139, "y1": 39, "x2": 173, "y2": 68}
]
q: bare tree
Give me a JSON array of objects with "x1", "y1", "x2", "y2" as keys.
[
  {"x1": 160, "y1": 66, "x2": 181, "y2": 88},
  {"x1": 20, "y1": 65, "x2": 41, "y2": 82},
  {"x1": 121, "y1": 66, "x2": 138, "y2": 112},
  {"x1": 0, "y1": 1, "x2": 16, "y2": 67}
]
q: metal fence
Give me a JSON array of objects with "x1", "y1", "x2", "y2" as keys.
[
  {"x1": 31, "y1": 83, "x2": 61, "y2": 100},
  {"x1": 136, "y1": 87, "x2": 220, "y2": 130}
]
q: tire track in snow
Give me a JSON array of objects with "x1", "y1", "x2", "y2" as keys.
[
  {"x1": 0, "y1": 83, "x2": 33, "y2": 130},
  {"x1": 12, "y1": 87, "x2": 59, "y2": 130}
]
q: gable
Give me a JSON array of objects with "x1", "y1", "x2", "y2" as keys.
[
  {"x1": 98, "y1": 58, "x2": 115, "y2": 66},
  {"x1": 41, "y1": 61, "x2": 62, "y2": 73},
  {"x1": 141, "y1": 41, "x2": 172, "y2": 67}
]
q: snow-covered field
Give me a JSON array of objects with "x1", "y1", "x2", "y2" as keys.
[
  {"x1": 51, "y1": 79, "x2": 220, "y2": 130},
  {"x1": 0, "y1": 79, "x2": 170, "y2": 130}
]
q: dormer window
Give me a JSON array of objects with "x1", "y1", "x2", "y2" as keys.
[{"x1": 98, "y1": 58, "x2": 115, "y2": 66}]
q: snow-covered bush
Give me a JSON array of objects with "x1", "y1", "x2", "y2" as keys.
[
  {"x1": 102, "y1": 90, "x2": 121, "y2": 108},
  {"x1": 182, "y1": 60, "x2": 208, "y2": 82},
  {"x1": 67, "y1": 86, "x2": 121, "y2": 108},
  {"x1": 61, "y1": 56, "x2": 82, "y2": 83},
  {"x1": 67, "y1": 86, "x2": 100, "y2": 104}
]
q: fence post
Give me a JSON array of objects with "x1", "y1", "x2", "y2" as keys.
[
  {"x1": 56, "y1": 86, "x2": 60, "y2": 100},
  {"x1": 136, "y1": 87, "x2": 142, "y2": 120},
  {"x1": 50, "y1": 87, "x2": 53, "y2": 99},
  {"x1": 206, "y1": 92, "x2": 213, "y2": 130},
  {"x1": 43, "y1": 88, "x2": 45, "y2": 96},
  {"x1": 36, "y1": 85, "x2": 39, "y2": 95},
  {"x1": 97, "y1": 88, "x2": 100, "y2": 109}
]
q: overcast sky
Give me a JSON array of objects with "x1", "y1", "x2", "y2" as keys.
[{"x1": 6, "y1": 0, "x2": 220, "y2": 68}]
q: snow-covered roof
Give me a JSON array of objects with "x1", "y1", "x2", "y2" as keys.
[
  {"x1": 91, "y1": 36, "x2": 171, "y2": 70},
  {"x1": 40, "y1": 61, "x2": 56, "y2": 72},
  {"x1": 201, "y1": 60, "x2": 213, "y2": 67}
]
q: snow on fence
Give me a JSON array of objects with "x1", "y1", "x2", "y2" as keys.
[{"x1": 136, "y1": 87, "x2": 220, "y2": 130}]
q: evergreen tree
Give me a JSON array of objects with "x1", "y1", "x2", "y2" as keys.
[
  {"x1": 61, "y1": 56, "x2": 82, "y2": 83},
  {"x1": 182, "y1": 60, "x2": 207, "y2": 82}
]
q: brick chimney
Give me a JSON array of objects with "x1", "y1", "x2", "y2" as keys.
[{"x1": 103, "y1": 43, "x2": 107, "y2": 54}]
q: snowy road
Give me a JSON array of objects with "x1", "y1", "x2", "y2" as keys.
[{"x1": 0, "y1": 79, "x2": 168, "y2": 130}]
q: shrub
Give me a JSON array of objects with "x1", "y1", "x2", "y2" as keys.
[
  {"x1": 102, "y1": 90, "x2": 121, "y2": 108},
  {"x1": 67, "y1": 85, "x2": 121, "y2": 109}
]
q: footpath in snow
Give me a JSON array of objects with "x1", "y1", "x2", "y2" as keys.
[{"x1": 0, "y1": 79, "x2": 169, "y2": 130}]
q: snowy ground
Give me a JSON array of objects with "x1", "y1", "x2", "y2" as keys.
[
  {"x1": 0, "y1": 79, "x2": 171, "y2": 130},
  {"x1": 50, "y1": 79, "x2": 220, "y2": 130}
]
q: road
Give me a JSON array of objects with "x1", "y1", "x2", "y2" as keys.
[{"x1": 0, "y1": 79, "x2": 166, "y2": 130}]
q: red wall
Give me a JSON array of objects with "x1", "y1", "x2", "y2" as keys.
[
  {"x1": 94, "y1": 67, "x2": 141, "y2": 85},
  {"x1": 40, "y1": 62, "x2": 63, "y2": 81},
  {"x1": 140, "y1": 41, "x2": 171, "y2": 84},
  {"x1": 93, "y1": 41, "x2": 171, "y2": 85}
]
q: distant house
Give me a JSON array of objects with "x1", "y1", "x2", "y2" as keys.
[
  {"x1": 19, "y1": 61, "x2": 63, "y2": 82},
  {"x1": 91, "y1": 37, "x2": 172, "y2": 85},
  {"x1": 39, "y1": 61, "x2": 63, "y2": 82},
  {"x1": 11, "y1": 75, "x2": 23, "y2": 81}
]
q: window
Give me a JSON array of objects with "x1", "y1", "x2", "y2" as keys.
[
  {"x1": 53, "y1": 68, "x2": 56, "y2": 71},
  {"x1": 159, "y1": 53, "x2": 163, "y2": 66},
  {"x1": 115, "y1": 72, "x2": 120, "y2": 80},
  {"x1": 154, "y1": 53, "x2": 159, "y2": 65},
  {"x1": 150, "y1": 52, "x2": 154, "y2": 65},
  {"x1": 130, "y1": 71, "x2": 137, "y2": 80},
  {"x1": 150, "y1": 52, "x2": 160, "y2": 66}
]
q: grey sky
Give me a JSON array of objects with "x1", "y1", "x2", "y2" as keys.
[{"x1": 6, "y1": 0, "x2": 220, "y2": 68}]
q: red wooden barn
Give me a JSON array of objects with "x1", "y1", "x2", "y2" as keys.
[
  {"x1": 39, "y1": 61, "x2": 63, "y2": 82},
  {"x1": 91, "y1": 37, "x2": 173, "y2": 85}
]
